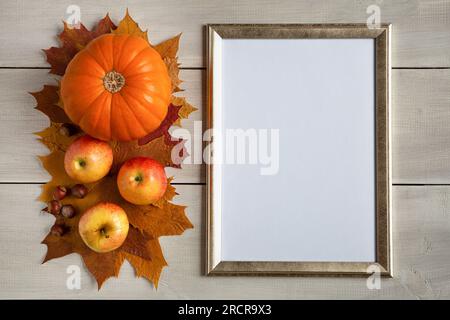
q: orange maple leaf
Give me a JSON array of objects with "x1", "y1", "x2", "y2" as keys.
[
  {"x1": 172, "y1": 96, "x2": 198, "y2": 127},
  {"x1": 112, "y1": 9, "x2": 148, "y2": 42},
  {"x1": 33, "y1": 11, "x2": 196, "y2": 289},
  {"x1": 154, "y1": 34, "x2": 183, "y2": 92},
  {"x1": 154, "y1": 33, "x2": 181, "y2": 59}
]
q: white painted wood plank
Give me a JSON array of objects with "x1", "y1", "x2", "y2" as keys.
[
  {"x1": 2, "y1": 68, "x2": 450, "y2": 184},
  {"x1": 0, "y1": 184, "x2": 449, "y2": 299},
  {"x1": 0, "y1": 0, "x2": 449, "y2": 68},
  {"x1": 393, "y1": 186, "x2": 450, "y2": 299},
  {"x1": 392, "y1": 69, "x2": 450, "y2": 184},
  {"x1": 0, "y1": 69, "x2": 204, "y2": 184}
]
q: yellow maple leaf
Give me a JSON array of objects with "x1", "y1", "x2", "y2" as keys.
[
  {"x1": 172, "y1": 96, "x2": 198, "y2": 126},
  {"x1": 154, "y1": 33, "x2": 181, "y2": 59},
  {"x1": 112, "y1": 9, "x2": 148, "y2": 42}
]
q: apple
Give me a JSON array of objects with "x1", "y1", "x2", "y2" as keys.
[
  {"x1": 64, "y1": 135, "x2": 113, "y2": 183},
  {"x1": 78, "y1": 202, "x2": 129, "y2": 253},
  {"x1": 117, "y1": 157, "x2": 167, "y2": 205}
]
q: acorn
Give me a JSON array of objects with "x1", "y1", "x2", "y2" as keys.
[
  {"x1": 50, "y1": 224, "x2": 65, "y2": 237},
  {"x1": 71, "y1": 184, "x2": 88, "y2": 199},
  {"x1": 53, "y1": 185, "x2": 68, "y2": 200},
  {"x1": 61, "y1": 204, "x2": 76, "y2": 219},
  {"x1": 59, "y1": 123, "x2": 79, "y2": 137},
  {"x1": 48, "y1": 200, "x2": 62, "y2": 215}
]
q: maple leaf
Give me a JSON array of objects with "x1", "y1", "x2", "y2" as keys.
[
  {"x1": 44, "y1": 15, "x2": 116, "y2": 76},
  {"x1": 36, "y1": 11, "x2": 196, "y2": 289},
  {"x1": 154, "y1": 34, "x2": 183, "y2": 92},
  {"x1": 42, "y1": 223, "x2": 162, "y2": 289},
  {"x1": 41, "y1": 234, "x2": 74, "y2": 263},
  {"x1": 30, "y1": 85, "x2": 71, "y2": 123},
  {"x1": 38, "y1": 151, "x2": 78, "y2": 203},
  {"x1": 41, "y1": 195, "x2": 169, "y2": 289},
  {"x1": 120, "y1": 227, "x2": 154, "y2": 260},
  {"x1": 153, "y1": 177, "x2": 177, "y2": 208},
  {"x1": 82, "y1": 250, "x2": 125, "y2": 289},
  {"x1": 128, "y1": 201, "x2": 194, "y2": 237},
  {"x1": 112, "y1": 135, "x2": 187, "y2": 171},
  {"x1": 39, "y1": 149, "x2": 191, "y2": 288},
  {"x1": 112, "y1": 9, "x2": 148, "y2": 42},
  {"x1": 172, "y1": 96, "x2": 198, "y2": 127},
  {"x1": 90, "y1": 13, "x2": 117, "y2": 38},
  {"x1": 84, "y1": 175, "x2": 191, "y2": 237},
  {"x1": 122, "y1": 239, "x2": 168, "y2": 289},
  {"x1": 165, "y1": 57, "x2": 183, "y2": 93},
  {"x1": 154, "y1": 33, "x2": 181, "y2": 60},
  {"x1": 36, "y1": 123, "x2": 81, "y2": 153}
]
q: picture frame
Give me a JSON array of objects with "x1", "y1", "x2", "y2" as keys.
[{"x1": 206, "y1": 24, "x2": 392, "y2": 276}]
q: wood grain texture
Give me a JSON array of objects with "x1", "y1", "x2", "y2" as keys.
[
  {"x1": 0, "y1": 184, "x2": 449, "y2": 299},
  {"x1": 392, "y1": 69, "x2": 450, "y2": 184},
  {"x1": 0, "y1": 69, "x2": 204, "y2": 184},
  {"x1": 393, "y1": 186, "x2": 450, "y2": 299},
  {"x1": 2, "y1": 68, "x2": 450, "y2": 184},
  {"x1": 0, "y1": 0, "x2": 449, "y2": 68}
]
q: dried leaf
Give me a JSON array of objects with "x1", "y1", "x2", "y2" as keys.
[
  {"x1": 153, "y1": 177, "x2": 177, "y2": 208},
  {"x1": 38, "y1": 149, "x2": 190, "y2": 287},
  {"x1": 36, "y1": 123, "x2": 81, "y2": 153},
  {"x1": 172, "y1": 96, "x2": 198, "y2": 126},
  {"x1": 38, "y1": 151, "x2": 78, "y2": 203},
  {"x1": 128, "y1": 201, "x2": 193, "y2": 237},
  {"x1": 90, "y1": 13, "x2": 117, "y2": 38},
  {"x1": 30, "y1": 85, "x2": 71, "y2": 123},
  {"x1": 83, "y1": 175, "x2": 187, "y2": 237},
  {"x1": 112, "y1": 10, "x2": 148, "y2": 42},
  {"x1": 82, "y1": 250, "x2": 124, "y2": 289},
  {"x1": 44, "y1": 15, "x2": 116, "y2": 75},
  {"x1": 122, "y1": 238, "x2": 167, "y2": 288},
  {"x1": 37, "y1": 11, "x2": 195, "y2": 289},
  {"x1": 112, "y1": 135, "x2": 186, "y2": 171},
  {"x1": 164, "y1": 57, "x2": 182, "y2": 93},
  {"x1": 120, "y1": 227, "x2": 153, "y2": 260},
  {"x1": 42, "y1": 209, "x2": 125, "y2": 290},
  {"x1": 41, "y1": 232, "x2": 74, "y2": 263},
  {"x1": 154, "y1": 34, "x2": 182, "y2": 92},
  {"x1": 154, "y1": 34, "x2": 181, "y2": 59},
  {"x1": 41, "y1": 196, "x2": 168, "y2": 289}
]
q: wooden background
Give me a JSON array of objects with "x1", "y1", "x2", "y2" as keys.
[{"x1": 0, "y1": 0, "x2": 449, "y2": 299}]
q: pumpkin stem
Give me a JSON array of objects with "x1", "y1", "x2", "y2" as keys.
[{"x1": 103, "y1": 71, "x2": 125, "y2": 93}]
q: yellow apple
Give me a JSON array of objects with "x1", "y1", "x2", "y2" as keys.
[
  {"x1": 117, "y1": 157, "x2": 167, "y2": 205},
  {"x1": 78, "y1": 202, "x2": 129, "y2": 253},
  {"x1": 64, "y1": 135, "x2": 113, "y2": 183}
]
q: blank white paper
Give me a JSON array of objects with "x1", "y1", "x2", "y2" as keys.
[{"x1": 220, "y1": 38, "x2": 376, "y2": 262}]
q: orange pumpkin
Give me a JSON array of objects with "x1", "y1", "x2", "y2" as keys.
[{"x1": 60, "y1": 34, "x2": 171, "y2": 141}]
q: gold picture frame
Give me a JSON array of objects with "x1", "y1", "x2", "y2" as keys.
[{"x1": 206, "y1": 24, "x2": 392, "y2": 276}]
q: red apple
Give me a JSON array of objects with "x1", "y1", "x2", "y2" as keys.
[
  {"x1": 117, "y1": 157, "x2": 167, "y2": 205},
  {"x1": 64, "y1": 135, "x2": 113, "y2": 183},
  {"x1": 78, "y1": 202, "x2": 129, "y2": 253}
]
